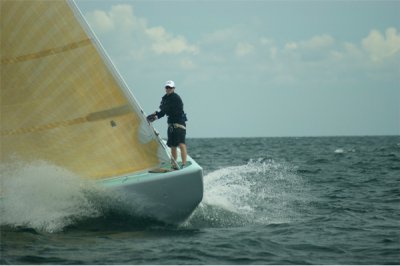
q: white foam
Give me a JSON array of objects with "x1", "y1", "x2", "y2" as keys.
[
  {"x1": 190, "y1": 159, "x2": 308, "y2": 226},
  {"x1": 334, "y1": 148, "x2": 345, "y2": 154},
  {"x1": 0, "y1": 160, "x2": 101, "y2": 232},
  {"x1": 334, "y1": 148, "x2": 356, "y2": 154}
]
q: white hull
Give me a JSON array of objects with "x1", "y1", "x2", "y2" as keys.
[{"x1": 100, "y1": 155, "x2": 203, "y2": 224}]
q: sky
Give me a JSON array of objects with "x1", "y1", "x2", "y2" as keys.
[{"x1": 74, "y1": 0, "x2": 400, "y2": 138}]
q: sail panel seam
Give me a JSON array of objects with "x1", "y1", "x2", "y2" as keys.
[
  {"x1": 1, "y1": 39, "x2": 91, "y2": 65},
  {"x1": 1, "y1": 105, "x2": 131, "y2": 136}
]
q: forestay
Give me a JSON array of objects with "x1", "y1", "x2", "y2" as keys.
[{"x1": 0, "y1": 0, "x2": 170, "y2": 179}]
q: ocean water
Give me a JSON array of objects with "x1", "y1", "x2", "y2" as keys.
[{"x1": 1, "y1": 136, "x2": 399, "y2": 264}]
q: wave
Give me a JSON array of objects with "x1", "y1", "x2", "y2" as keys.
[
  {"x1": 1, "y1": 159, "x2": 310, "y2": 232},
  {"x1": 0, "y1": 160, "x2": 103, "y2": 233},
  {"x1": 334, "y1": 148, "x2": 356, "y2": 154},
  {"x1": 185, "y1": 159, "x2": 310, "y2": 228}
]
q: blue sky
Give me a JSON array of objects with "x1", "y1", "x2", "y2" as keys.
[{"x1": 75, "y1": 0, "x2": 400, "y2": 138}]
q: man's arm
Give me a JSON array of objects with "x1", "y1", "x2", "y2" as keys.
[{"x1": 156, "y1": 110, "x2": 166, "y2": 119}]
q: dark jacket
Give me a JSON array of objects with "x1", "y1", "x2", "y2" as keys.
[{"x1": 156, "y1": 92, "x2": 186, "y2": 125}]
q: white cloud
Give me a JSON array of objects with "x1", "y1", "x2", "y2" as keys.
[
  {"x1": 85, "y1": 10, "x2": 114, "y2": 33},
  {"x1": 146, "y1": 27, "x2": 199, "y2": 55},
  {"x1": 85, "y1": 5, "x2": 198, "y2": 56},
  {"x1": 335, "y1": 27, "x2": 400, "y2": 65},
  {"x1": 285, "y1": 42, "x2": 298, "y2": 50},
  {"x1": 201, "y1": 27, "x2": 238, "y2": 44},
  {"x1": 108, "y1": 5, "x2": 135, "y2": 31},
  {"x1": 260, "y1": 38, "x2": 274, "y2": 46},
  {"x1": 302, "y1": 34, "x2": 335, "y2": 49},
  {"x1": 343, "y1": 42, "x2": 364, "y2": 60},
  {"x1": 86, "y1": 5, "x2": 138, "y2": 33},
  {"x1": 362, "y1": 27, "x2": 400, "y2": 62},
  {"x1": 284, "y1": 34, "x2": 334, "y2": 53},
  {"x1": 259, "y1": 38, "x2": 278, "y2": 59},
  {"x1": 235, "y1": 42, "x2": 255, "y2": 56},
  {"x1": 280, "y1": 34, "x2": 335, "y2": 62}
]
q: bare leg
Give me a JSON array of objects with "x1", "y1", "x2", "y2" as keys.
[
  {"x1": 171, "y1": 146, "x2": 178, "y2": 161},
  {"x1": 179, "y1": 143, "x2": 187, "y2": 166}
]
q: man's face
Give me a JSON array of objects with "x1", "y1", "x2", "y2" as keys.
[{"x1": 165, "y1": 86, "x2": 174, "y2": 95}]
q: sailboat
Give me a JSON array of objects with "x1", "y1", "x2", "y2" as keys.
[{"x1": 0, "y1": 0, "x2": 203, "y2": 223}]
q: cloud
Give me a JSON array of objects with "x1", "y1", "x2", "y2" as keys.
[
  {"x1": 283, "y1": 34, "x2": 334, "y2": 51},
  {"x1": 235, "y1": 42, "x2": 255, "y2": 56},
  {"x1": 333, "y1": 27, "x2": 400, "y2": 67},
  {"x1": 281, "y1": 34, "x2": 336, "y2": 62},
  {"x1": 86, "y1": 5, "x2": 139, "y2": 33},
  {"x1": 275, "y1": 28, "x2": 400, "y2": 66},
  {"x1": 362, "y1": 27, "x2": 400, "y2": 62},
  {"x1": 85, "y1": 10, "x2": 114, "y2": 33},
  {"x1": 302, "y1": 34, "x2": 335, "y2": 49},
  {"x1": 248, "y1": 29, "x2": 399, "y2": 89},
  {"x1": 201, "y1": 27, "x2": 239, "y2": 45},
  {"x1": 107, "y1": 5, "x2": 135, "y2": 31},
  {"x1": 260, "y1": 38, "x2": 278, "y2": 59},
  {"x1": 85, "y1": 4, "x2": 198, "y2": 56},
  {"x1": 285, "y1": 42, "x2": 298, "y2": 50},
  {"x1": 145, "y1": 27, "x2": 199, "y2": 55}
]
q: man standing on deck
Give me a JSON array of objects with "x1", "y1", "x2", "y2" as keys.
[{"x1": 147, "y1": 80, "x2": 187, "y2": 169}]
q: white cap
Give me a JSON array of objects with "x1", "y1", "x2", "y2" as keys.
[{"x1": 165, "y1": 80, "x2": 175, "y2": 88}]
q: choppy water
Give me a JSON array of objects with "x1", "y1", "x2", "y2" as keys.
[{"x1": 1, "y1": 136, "x2": 399, "y2": 264}]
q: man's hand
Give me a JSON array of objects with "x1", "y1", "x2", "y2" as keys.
[{"x1": 146, "y1": 113, "x2": 157, "y2": 123}]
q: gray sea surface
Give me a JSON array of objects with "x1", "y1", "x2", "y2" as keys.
[{"x1": 1, "y1": 136, "x2": 399, "y2": 264}]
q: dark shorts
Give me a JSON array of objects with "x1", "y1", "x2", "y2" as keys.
[{"x1": 167, "y1": 125, "x2": 186, "y2": 147}]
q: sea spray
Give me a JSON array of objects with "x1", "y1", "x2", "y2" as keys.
[
  {"x1": 186, "y1": 159, "x2": 310, "y2": 227},
  {"x1": 0, "y1": 160, "x2": 102, "y2": 232}
]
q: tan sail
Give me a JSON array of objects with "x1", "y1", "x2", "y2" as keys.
[{"x1": 0, "y1": 0, "x2": 169, "y2": 179}]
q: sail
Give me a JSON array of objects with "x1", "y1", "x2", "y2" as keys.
[{"x1": 0, "y1": 0, "x2": 169, "y2": 179}]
